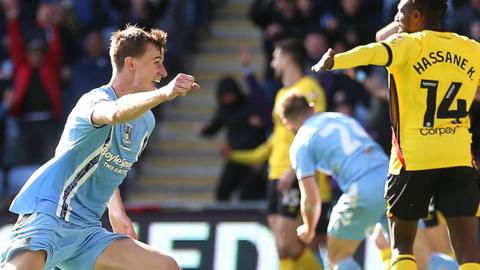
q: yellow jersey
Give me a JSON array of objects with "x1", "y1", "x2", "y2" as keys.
[
  {"x1": 229, "y1": 76, "x2": 329, "y2": 201},
  {"x1": 270, "y1": 76, "x2": 326, "y2": 179},
  {"x1": 332, "y1": 30, "x2": 480, "y2": 174}
]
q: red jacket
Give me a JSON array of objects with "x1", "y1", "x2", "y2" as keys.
[{"x1": 7, "y1": 19, "x2": 63, "y2": 119}]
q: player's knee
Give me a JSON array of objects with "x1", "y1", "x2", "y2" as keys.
[
  {"x1": 327, "y1": 250, "x2": 342, "y2": 265},
  {"x1": 159, "y1": 255, "x2": 180, "y2": 270},
  {"x1": 147, "y1": 251, "x2": 180, "y2": 270},
  {"x1": 327, "y1": 244, "x2": 352, "y2": 265},
  {"x1": 276, "y1": 242, "x2": 291, "y2": 258},
  {"x1": 276, "y1": 239, "x2": 298, "y2": 258}
]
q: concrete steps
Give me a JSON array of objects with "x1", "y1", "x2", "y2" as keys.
[{"x1": 127, "y1": 0, "x2": 264, "y2": 206}]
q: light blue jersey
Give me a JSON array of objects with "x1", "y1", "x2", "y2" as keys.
[
  {"x1": 9, "y1": 85, "x2": 154, "y2": 226},
  {"x1": 291, "y1": 112, "x2": 389, "y2": 241},
  {"x1": 290, "y1": 112, "x2": 388, "y2": 192}
]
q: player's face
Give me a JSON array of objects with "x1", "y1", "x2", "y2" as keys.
[
  {"x1": 282, "y1": 117, "x2": 301, "y2": 133},
  {"x1": 132, "y1": 43, "x2": 167, "y2": 92},
  {"x1": 271, "y1": 47, "x2": 286, "y2": 80},
  {"x1": 395, "y1": 0, "x2": 420, "y2": 33}
]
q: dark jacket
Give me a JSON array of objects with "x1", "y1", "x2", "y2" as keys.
[
  {"x1": 200, "y1": 77, "x2": 267, "y2": 150},
  {"x1": 7, "y1": 19, "x2": 63, "y2": 118}
]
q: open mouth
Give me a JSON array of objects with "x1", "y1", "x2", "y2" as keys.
[{"x1": 152, "y1": 80, "x2": 161, "y2": 88}]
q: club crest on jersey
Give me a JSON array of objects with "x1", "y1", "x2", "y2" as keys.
[
  {"x1": 386, "y1": 33, "x2": 404, "y2": 46},
  {"x1": 123, "y1": 124, "x2": 133, "y2": 144}
]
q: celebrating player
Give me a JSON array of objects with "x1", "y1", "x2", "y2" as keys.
[
  {"x1": 312, "y1": 0, "x2": 480, "y2": 269},
  {"x1": 0, "y1": 25, "x2": 198, "y2": 270}
]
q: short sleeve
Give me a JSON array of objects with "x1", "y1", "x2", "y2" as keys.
[
  {"x1": 382, "y1": 33, "x2": 418, "y2": 69},
  {"x1": 72, "y1": 89, "x2": 114, "y2": 128}
]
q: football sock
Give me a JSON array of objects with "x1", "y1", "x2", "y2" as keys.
[
  {"x1": 459, "y1": 263, "x2": 480, "y2": 270},
  {"x1": 279, "y1": 258, "x2": 296, "y2": 270},
  {"x1": 380, "y1": 247, "x2": 392, "y2": 270},
  {"x1": 296, "y1": 248, "x2": 323, "y2": 270},
  {"x1": 391, "y1": 254, "x2": 417, "y2": 270}
]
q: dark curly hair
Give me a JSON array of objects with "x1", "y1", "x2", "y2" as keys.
[{"x1": 411, "y1": 0, "x2": 448, "y2": 26}]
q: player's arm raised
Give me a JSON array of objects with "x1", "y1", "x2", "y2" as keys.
[
  {"x1": 297, "y1": 175, "x2": 321, "y2": 244},
  {"x1": 376, "y1": 21, "x2": 401, "y2": 41},
  {"x1": 312, "y1": 43, "x2": 390, "y2": 73},
  {"x1": 92, "y1": 73, "x2": 199, "y2": 125},
  {"x1": 312, "y1": 33, "x2": 413, "y2": 73}
]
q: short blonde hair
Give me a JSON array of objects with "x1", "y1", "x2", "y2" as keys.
[{"x1": 109, "y1": 24, "x2": 167, "y2": 71}]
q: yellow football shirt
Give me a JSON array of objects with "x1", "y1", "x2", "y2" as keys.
[
  {"x1": 269, "y1": 76, "x2": 326, "y2": 179},
  {"x1": 332, "y1": 30, "x2": 480, "y2": 174}
]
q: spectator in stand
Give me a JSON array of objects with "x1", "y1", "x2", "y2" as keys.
[
  {"x1": 303, "y1": 29, "x2": 330, "y2": 72},
  {"x1": 249, "y1": 0, "x2": 303, "y2": 80},
  {"x1": 120, "y1": 0, "x2": 168, "y2": 30},
  {"x1": 296, "y1": 0, "x2": 322, "y2": 31},
  {"x1": 2, "y1": 0, "x2": 64, "y2": 166},
  {"x1": 449, "y1": 0, "x2": 480, "y2": 39},
  {"x1": 197, "y1": 76, "x2": 268, "y2": 201},
  {"x1": 240, "y1": 46, "x2": 277, "y2": 134},
  {"x1": 303, "y1": 29, "x2": 370, "y2": 124},
  {"x1": 321, "y1": 0, "x2": 381, "y2": 48},
  {"x1": 67, "y1": 28, "x2": 111, "y2": 111}
]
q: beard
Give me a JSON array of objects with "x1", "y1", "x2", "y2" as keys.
[{"x1": 273, "y1": 68, "x2": 283, "y2": 81}]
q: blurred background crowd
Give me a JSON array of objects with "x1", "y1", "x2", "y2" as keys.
[{"x1": 0, "y1": 0, "x2": 479, "y2": 210}]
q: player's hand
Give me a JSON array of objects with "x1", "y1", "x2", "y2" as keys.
[
  {"x1": 164, "y1": 73, "x2": 200, "y2": 99},
  {"x1": 241, "y1": 46, "x2": 251, "y2": 67},
  {"x1": 109, "y1": 210, "x2": 138, "y2": 240},
  {"x1": 277, "y1": 169, "x2": 295, "y2": 191},
  {"x1": 311, "y1": 48, "x2": 335, "y2": 73},
  {"x1": 297, "y1": 224, "x2": 315, "y2": 244}
]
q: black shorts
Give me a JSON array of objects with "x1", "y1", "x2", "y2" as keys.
[
  {"x1": 267, "y1": 180, "x2": 301, "y2": 218},
  {"x1": 385, "y1": 166, "x2": 480, "y2": 220},
  {"x1": 422, "y1": 205, "x2": 441, "y2": 228},
  {"x1": 267, "y1": 180, "x2": 331, "y2": 233}
]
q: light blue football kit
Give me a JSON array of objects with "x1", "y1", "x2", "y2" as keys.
[
  {"x1": 289, "y1": 112, "x2": 388, "y2": 241},
  {"x1": 0, "y1": 85, "x2": 154, "y2": 269}
]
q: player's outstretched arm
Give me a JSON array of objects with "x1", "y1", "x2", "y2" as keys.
[
  {"x1": 108, "y1": 188, "x2": 138, "y2": 239},
  {"x1": 312, "y1": 42, "x2": 390, "y2": 72},
  {"x1": 297, "y1": 176, "x2": 321, "y2": 244},
  {"x1": 92, "y1": 73, "x2": 200, "y2": 125},
  {"x1": 229, "y1": 139, "x2": 272, "y2": 165}
]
